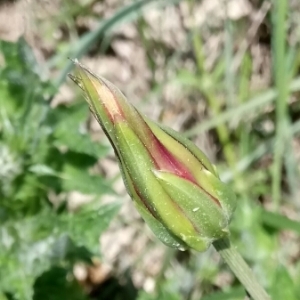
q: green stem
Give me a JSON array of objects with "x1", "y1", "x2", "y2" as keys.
[
  {"x1": 213, "y1": 238, "x2": 270, "y2": 300},
  {"x1": 271, "y1": 0, "x2": 288, "y2": 211}
]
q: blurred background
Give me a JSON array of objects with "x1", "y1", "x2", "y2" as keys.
[{"x1": 0, "y1": 0, "x2": 300, "y2": 299}]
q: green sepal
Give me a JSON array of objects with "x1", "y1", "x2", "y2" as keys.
[
  {"x1": 198, "y1": 169, "x2": 237, "y2": 220},
  {"x1": 134, "y1": 200, "x2": 188, "y2": 251},
  {"x1": 154, "y1": 170, "x2": 230, "y2": 251},
  {"x1": 145, "y1": 117, "x2": 218, "y2": 177},
  {"x1": 117, "y1": 159, "x2": 188, "y2": 250},
  {"x1": 74, "y1": 64, "x2": 116, "y2": 144},
  {"x1": 114, "y1": 121, "x2": 201, "y2": 245}
]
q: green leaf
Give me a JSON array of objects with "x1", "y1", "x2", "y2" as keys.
[
  {"x1": 0, "y1": 38, "x2": 51, "y2": 117},
  {"x1": 0, "y1": 202, "x2": 120, "y2": 300},
  {"x1": 28, "y1": 164, "x2": 60, "y2": 177},
  {"x1": 53, "y1": 103, "x2": 109, "y2": 158},
  {"x1": 62, "y1": 163, "x2": 113, "y2": 195},
  {"x1": 58, "y1": 202, "x2": 121, "y2": 252},
  {"x1": 261, "y1": 209, "x2": 300, "y2": 234},
  {"x1": 201, "y1": 286, "x2": 246, "y2": 300},
  {"x1": 270, "y1": 266, "x2": 298, "y2": 300},
  {"x1": 33, "y1": 267, "x2": 88, "y2": 300},
  {"x1": 50, "y1": 235, "x2": 93, "y2": 265}
]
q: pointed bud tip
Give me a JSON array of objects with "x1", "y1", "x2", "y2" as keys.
[{"x1": 69, "y1": 59, "x2": 126, "y2": 123}]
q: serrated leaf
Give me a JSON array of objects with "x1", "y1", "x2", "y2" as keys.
[
  {"x1": 58, "y1": 202, "x2": 121, "y2": 252},
  {"x1": 53, "y1": 103, "x2": 109, "y2": 158},
  {"x1": 0, "y1": 39, "x2": 50, "y2": 117},
  {"x1": 62, "y1": 163, "x2": 113, "y2": 195},
  {"x1": 0, "y1": 202, "x2": 120, "y2": 300}
]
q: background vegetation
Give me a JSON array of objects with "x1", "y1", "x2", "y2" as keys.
[{"x1": 0, "y1": 0, "x2": 300, "y2": 299}]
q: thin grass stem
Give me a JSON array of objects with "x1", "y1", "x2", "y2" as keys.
[{"x1": 213, "y1": 238, "x2": 271, "y2": 300}]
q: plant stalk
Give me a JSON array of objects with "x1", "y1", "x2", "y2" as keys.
[
  {"x1": 213, "y1": 238, "x2": 270, "y2": 300},
  {"x1": 271, "y1": 0, "x2": 288, "y2": 211}
]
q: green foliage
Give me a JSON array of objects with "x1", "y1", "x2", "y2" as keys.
[
  {"x1": 270, "y1": 266, "x2": 299, "y2": 300},
  {"x1": 0, "y1": 39, "x2": 120, "y2": 300},
  {"x1": 201, "y1": 287, "x2": 246, "y2": 300},
  {"x1": 1, "y1": 0, "x2": 300, "y2": 299},
  {"x1": 33, "y1": 267, "x2": 88, "y2": 300}
]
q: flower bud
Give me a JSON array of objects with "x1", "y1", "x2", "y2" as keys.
[{"x1": 69, "y1": 60, "x2": 237, "y2": 252}]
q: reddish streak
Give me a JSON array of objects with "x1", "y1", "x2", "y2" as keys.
[
  {"x1": 150, "y1": 134, "x2": 221, "y2": 207},
  {"x1": 152, "y1": 136, "x2": 196, "y2": 184},
  {"x1": 133, "y1": 184, "x2": 157, "y2": 218}
]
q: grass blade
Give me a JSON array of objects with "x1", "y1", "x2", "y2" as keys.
[
  {"x1": 53, "y1": 0, "x2": 184, "y2": 89},
  {"x1": 184, "y1": 76, "x2": 300, "y2": 137},
  {"x1": 271, "y1": 0, "x2": 289, "y2": 210},
  {"x1": 261, "y1": 210, "x2": 300, "y2": 234},
  {"x1": 54, "y1": 0, "x2": 156, "y2": 88}
]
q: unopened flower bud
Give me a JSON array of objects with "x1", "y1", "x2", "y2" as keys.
[{"x1": 69, "y1": 60, "x2": 237, "y2": 252}]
